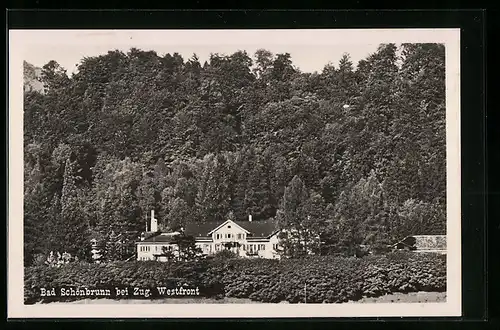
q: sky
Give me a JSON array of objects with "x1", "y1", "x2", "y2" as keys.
[
  {"x1": 15, "y1": 29, "x2": 457, "y2": 75},
  {"x1": 16, "y1": 30, "x2": 400, "y2": 75},
  {"x1": 24, "y1": 43, "x2": 379, "y2": 75}
]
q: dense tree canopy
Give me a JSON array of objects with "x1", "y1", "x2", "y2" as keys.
[{"x1": 23, "y1": 44, "x2": 446, "y2": 264}]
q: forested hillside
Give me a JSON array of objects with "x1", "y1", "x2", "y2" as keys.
[
  {"x1": 23, "y1": 44, "x2": 446, "y2": 264},
  {"x1": 23, "y1": 61, "x2": 44, "y2": 93}
]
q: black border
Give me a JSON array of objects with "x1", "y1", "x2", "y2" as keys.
[
  {"x1": 6, "y1": 9, "x2": 487, "y2": 326},
  {"x1": 6, "y1": 9, "x2": 484, "y2": 29}
]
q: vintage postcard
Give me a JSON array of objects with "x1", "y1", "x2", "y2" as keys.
[{"x1": 8, "y1": 29, "x2": 461, "y2": 318}]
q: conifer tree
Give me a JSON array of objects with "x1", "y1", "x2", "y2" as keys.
[
  {"x1": 58, "y1": 157, "x2": 90, "y2": 260},
  {"x1": 277, "y1": 175, "x2": 310, "y2": 258}
]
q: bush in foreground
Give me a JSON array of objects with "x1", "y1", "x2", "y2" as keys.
[{"x1": 24, "y1": 252, "x2": 446, "y2": 304}]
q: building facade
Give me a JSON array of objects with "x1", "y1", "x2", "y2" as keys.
[
  {"x1": 392, "y1": 235, "x2": 447, "y2": 254},
  {"x1": 136, "y1": 216, "x2": 281, "y2": 261}
]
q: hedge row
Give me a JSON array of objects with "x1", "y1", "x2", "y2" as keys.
[
  {"x1": 24, "y1": 252, "x2": 446, "y2": 304},
  {"x1": 219, "y1": 252, "x2": 446, "y2": 303}
]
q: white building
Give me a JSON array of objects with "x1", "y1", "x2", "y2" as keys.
[
  {"x1": 391, "y1": 235, "x2": 447, "y2": 254},
  {"x1": 136, "y1": 214, "x2": 281, "y2": 261}
]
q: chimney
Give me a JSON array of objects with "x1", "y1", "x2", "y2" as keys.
[
  {"x1": 248, "y1": 214, "x2": 252, "y2": 222},
  {"x1": 150, "y1": 209, "x2": 158, "y2": 232}
]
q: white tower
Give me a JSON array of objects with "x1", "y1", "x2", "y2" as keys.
[
  {"x1": 90, "y1": 238, "x2": 102, "y2": 263},
  {"x1": 150, "y1": 209, "x2": 158, "y2": 232}
]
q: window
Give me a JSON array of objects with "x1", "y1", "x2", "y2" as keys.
[
  {"x1": 237, "y1": 233, "x2": 243, "y2": 240},
  {"x1": 273, "y1": 244, "x2": 278, "y2": 250},
  {"x1": 227, "y1": 225, "x2": 231, "y2": 228},
  {"x1": 227, "y1": 233, "x2": 232, "y2": 239},
  {"x1": 258, "y1": 244, "x2": 265, "y2": 251}
]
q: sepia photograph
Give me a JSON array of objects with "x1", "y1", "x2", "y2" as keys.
[{"x1": 8, "y1": 29, "x2": 461, "y2": 318}]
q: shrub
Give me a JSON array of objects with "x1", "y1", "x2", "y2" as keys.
[
  {"x1": 370, "y1": 243, "x2": 391, "y2": 255},
  {"x1": 24, "y1": 252, "x2": 446, "y2": 304},
  {"x1": 212, "y1": 250, "x2": 239, "y2": 261}
]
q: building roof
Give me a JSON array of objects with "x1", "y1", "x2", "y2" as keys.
[
  {"x1": 393, "y1": 235, "x2": 446, "y2": 251},
  {"x1": 140, "y1": 232, "x2": 179, "y2": 243},
  {"x1": 235, "y1": 219, "x2": 279, "y2": 238},
  {"x1": 184, "y1": 219, "x2": 279, "y2": 238},
  {"x1": 183, "y1": 222, "x2": 224, "y2": 238},
  {"x1": 208, "y1": 221, "x2": 251, "y2": 235}
]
